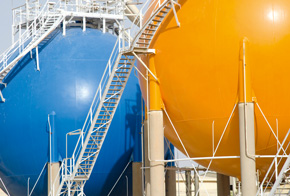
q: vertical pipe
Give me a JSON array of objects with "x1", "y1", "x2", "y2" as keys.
[
  {"x1": 185, "y1": 170, "x2": 191, "y2": 196},
  {"x1": 103, "y1": 18, "x2": 106, "y2": 33},
  {"x1": 63, "y1": 18, "x2": 66, "y2": 36},
  {"x1": 217, "y1": 173, "x2": 230, "y2": 196},
  {"x1": 194, "y1": 170, "x2": 199, "y2": 196},
  {"x1": 27, "y1": 177, "x2": 30, "y2": 196},
  {"x1": 148, "y1": 55, "x2": 165, "y2": 196},
  {"x1": 238, "y1": 38, "x2": 257, "y2": 196},
  {"x1": 83, "y1": 17, "x2": 86, "y2": 32},
  {"x1": 36, "y1": 46, "x2": 40, "y2": 71}
]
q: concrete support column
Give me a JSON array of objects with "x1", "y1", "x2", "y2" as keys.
[
  {"x1": 238, "y1": 102, "x2": 256, "y2": 196},
  {"x1": 185, "y1": 170, "x2": 191, "y2": 196},
  {"x1": 238, "y1": 38, "x2": 257, "y2": 196},
  {"x1": 132, "y1": 162, "x2": 142, "y2": 196},
  {"x1": 149, "y1": 111, "x2": 165, "y2": 196},
  {"x1": 48, "y1": 162, "x2": 60, "y2": 196},
  {"x1": 165, "y1": 167, "x2": 176, "y2": 196},
  {"x1": 144, "y1": 120, "x2": 150, "y2": 196},
  {"x1": 217, "y1": 173, "x2": 230, "y2": 196},
  {"x1": 148, "y1": 54, "x2": 165, "y2": 196}
]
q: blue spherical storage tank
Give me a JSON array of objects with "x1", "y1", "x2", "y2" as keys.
[{"x1": 0, "y1": 27, "x2": 142, "y2": 196}]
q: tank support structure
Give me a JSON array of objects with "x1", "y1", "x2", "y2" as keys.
[
  {"x1": 217, "y1": 173, "x2": 230, "y2": 196},
  {"x1": 148, "y1": 54, "x2": 165, "y2": 196},
  {"x1": 238, "y1": 39, "x2": 257, "y2": 196}
]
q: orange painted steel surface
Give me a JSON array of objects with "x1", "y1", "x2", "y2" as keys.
[{"x1": 138, "y1": 0, "x2": 290, "y2": 178}]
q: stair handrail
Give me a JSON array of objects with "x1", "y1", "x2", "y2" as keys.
[
  {"x1": 59, "y1": 0, "x2": 125, "y2": 15},
  {"x1": 68, "y1": 36, "x2": 121, "y2": 174},
  {"x1": 0, "y1": 0, "x2": 61, "y2": 72},
  {"x1": 129, "y1": 0, "x2": 170, "y2": 51},
  {"x1": 12, "y1": 0, "x2": 41, "y2": 26},
  {"x1": 256, "y1": 129, "x2": 290, "y2": 195},
  {"x1": 125, "y1": 0, "x2": 162, "y2": 49}
]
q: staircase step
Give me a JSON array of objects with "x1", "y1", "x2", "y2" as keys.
[
  {"x1": 139, "y1": 37, "x2": 151, "y2": 40},
  {"x1": 152, "y1": 19, "x2": 161, "y2": 22},
  {"x1": 156, "y1": 14, "x2": 165, "y2": 18},
  {"x1": 115, "y1": 71, "x2": 129, "y2": 74},
  {"x1": 160, "y1": 10, "x2": 169, "y2": 13},
  {"x1": 148, "y1": 23, "x2": 158, "y2": 27},
  {"x1": 142, "y1": 32, "x2": 154, "y2": 36},
  {"x1": 136, "y1": 42, "x2": 150, "y2": 45}
]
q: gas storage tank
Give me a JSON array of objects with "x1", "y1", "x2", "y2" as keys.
[
  {"x1": 139, "y1": 0, "x2": 290, "y2": 178},
  {"x1": 0, "y1": 28, "x2": 142, "y2": 195}
]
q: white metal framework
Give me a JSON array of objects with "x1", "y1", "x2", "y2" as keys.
[{"x1": 0, "y1": 0, "x2": 178, "y2": 195}]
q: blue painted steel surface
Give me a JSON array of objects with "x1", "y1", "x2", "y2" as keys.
[{"x1": 0, "y1": 28, "x2": 142, "y2": 196}]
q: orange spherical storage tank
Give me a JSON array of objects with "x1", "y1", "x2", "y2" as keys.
[{"x1": 138, "y1": 0, "x2": 290, "y2": 179}]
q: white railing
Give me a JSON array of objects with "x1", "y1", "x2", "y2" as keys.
[
  {"x1": 4, "y1": 0, "x2": 130, "y2": 74},
  {"x1": 257, "y1": 129, "x2": 290, "y2": 196},
  {"x1": 0, "y1": 0, "x2": 62, "y2": 73},
  {"x1": 125, "y1": 0, "x2": 164, "y2": 46},
  {"x1": 59, "y1": 0, "x2": 125, "y2": 15},
  {"x1": 12, "y1": 0, "x2": 41, "y2": 26}
]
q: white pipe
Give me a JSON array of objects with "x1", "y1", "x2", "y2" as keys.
[
  {"x1": 0, "y1": 177, "x2": 10, "y2": 196},
  {"x1": 107, "y1": 161, "x2": 132, "y2": 196}
]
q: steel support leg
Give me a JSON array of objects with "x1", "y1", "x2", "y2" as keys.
[{"x1": 185, "y1": 170, "x2": 191, "y2": 196}]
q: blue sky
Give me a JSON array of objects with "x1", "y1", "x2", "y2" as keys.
[{"x1": 0, "y1": 1, "x2": 24, "y2": 53}]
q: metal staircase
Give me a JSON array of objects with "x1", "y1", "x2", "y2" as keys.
[
  {"x1": 0, "y1": 1, "x2": 63, "y2": 84},
  {"x1": 256, "y1": 130, "x2": 290, "y2": 196},
  {"x1": 52, "y1": 39, "x2": 137, "y2": 195},
  {"x1": 128, "y1": 0, "x2": 178, "y2": 53}
]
